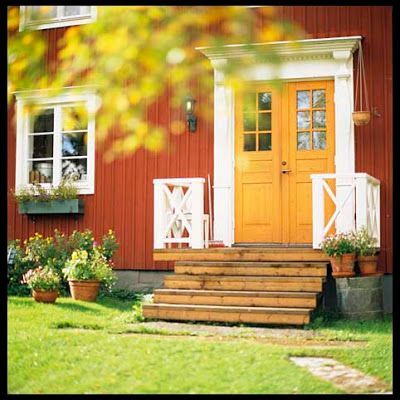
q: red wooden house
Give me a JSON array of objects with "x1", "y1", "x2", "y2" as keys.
[{"x1": 8, "y1": 6, "x2": 392, "y2": 324}]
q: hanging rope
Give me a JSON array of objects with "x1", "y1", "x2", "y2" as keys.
[{"x1": 354, "y1": 41, "x2": 369, "y2": 112}]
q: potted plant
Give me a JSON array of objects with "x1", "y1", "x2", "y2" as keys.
[
  {"x1": 21, "y1": 266, "x2": 61, "y2": 303},
  {"x1": 12, "y1": 179, "x2": 84, "y2": 216},
  {"x1": 355, "y1": 227, "x2": 380, "y2": 276},
  {"x1": 62, "y1": 246, "x2": 116, "y2": 302},
  {"x1": 320, "y1": 231, "x2": 356, "y2": 278}
]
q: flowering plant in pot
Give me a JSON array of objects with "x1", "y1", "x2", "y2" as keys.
[
  {"x1": 355, "y1": 227, "x2": 380, "y2": 276},
  {"x1": 21, "y1": 266, "x2": 61, "y2": 303},
  {"x1": 62, "y1": 247, "x2": 116, "y2": 302},
  {"x1": 320, "y1": 231, "x2": 356, "y2": 278}
]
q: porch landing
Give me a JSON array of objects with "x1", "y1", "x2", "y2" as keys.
[{"x1": 144, "y1": 247, "x2": 330, "y2": 326}]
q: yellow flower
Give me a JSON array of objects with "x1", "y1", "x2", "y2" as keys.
[{"x1": 108, "y1": 229, "x2": 113, "y2": 234}]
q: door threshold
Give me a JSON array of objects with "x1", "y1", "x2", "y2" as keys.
[{"x1": 232, "y1": 243, "x2": 313, "y2": 248}]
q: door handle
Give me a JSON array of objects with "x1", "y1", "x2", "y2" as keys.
[{"x1": 281, "y1": 169, "x2": 292, "y2": 174}]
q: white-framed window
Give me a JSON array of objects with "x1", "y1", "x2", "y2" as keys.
[
  {"x1": 19, "y1": 6, "x2": 97, "y2": 31},
  {"x1": 15, "y1": 88, "x2": 97, "y2": 195}
]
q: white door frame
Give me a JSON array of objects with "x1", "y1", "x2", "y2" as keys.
[{"x1": 197, "y1": 36, "x2": 362, "y2": 246}]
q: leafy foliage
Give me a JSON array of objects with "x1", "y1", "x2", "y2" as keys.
[
  {"x1": 320, "y1": 231, "x2": 356, "y2": 257},
  {"x1": 8, "y1": 6, "x2": 304, "y2": 158},
  {"x1": 12, "y1": 179, "x2": 79, "y2": 204},
  {"x1": 7, "y1": 229, "x2": 119, "y2": 295},
  {"x1": 62, "y1": 247, "x2": 116, "y2": 290},
  {"x1": 354, "y1": 226, "x2": 378, "y2": 256},
  {"x1": 7, "y1": 240, "x2": 31, "y2": 295},
  {"x1": 22, "y1": 267, "x2": 60, "y2": 291}
]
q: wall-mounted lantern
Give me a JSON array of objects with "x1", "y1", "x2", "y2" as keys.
[{"x1": 184, "y1": 95, "x2": 197, "y2": 133}]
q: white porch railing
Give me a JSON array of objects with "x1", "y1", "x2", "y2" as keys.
[
  {"x1": 153, "y1": 178, "x2": 208, "y2": 249},
  {"x1": 311, "y1": 173, "x2": 380, "y2": 249}
]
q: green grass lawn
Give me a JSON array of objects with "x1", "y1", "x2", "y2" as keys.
[{"x1": 7, "y1": 296, "x2": 392, "y2": 394}]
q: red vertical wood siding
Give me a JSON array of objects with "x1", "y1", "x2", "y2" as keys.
[
  {"x1": 7, "y1": 6, "x2": 392, "y2": 273},
  {"x1": 270, "y1": 6, "x2": 392, "y2": 273}
]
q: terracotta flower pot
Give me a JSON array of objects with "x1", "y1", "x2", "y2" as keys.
[
  {"x1": 358, "y1": 255, "x2": 379, "y2": 276},
  {"x1": 329, "y1": 255, "x2": 342, "y2": 274},
  {"x1": 329, "y1": 253, "x2": 356, "y2": 278},
  {"x1": 68, "y1": 279, "x2": 100, "y2": 302},
  {"x1": 352, "y1": 111, "x2": 371, "y2": 126},
  {"x1": 32, "y1": 289, "x2": 58, "y2": 303}
]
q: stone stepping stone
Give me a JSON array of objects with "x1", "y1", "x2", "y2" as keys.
[{"x1": 289, "y1": 356, "x2": 390, "y2": 394}]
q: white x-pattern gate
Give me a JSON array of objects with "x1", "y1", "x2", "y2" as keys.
[
  {"x1": 311, "y1": 173, "x2": 380, "y2": 249},
  {"x1": 153, "y1": 178, "x2": 208, "y2": 249}
]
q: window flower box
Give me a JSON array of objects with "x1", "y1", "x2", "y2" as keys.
[{"x1": 18, "y1": 199, "x2": 84, "y2": 215}]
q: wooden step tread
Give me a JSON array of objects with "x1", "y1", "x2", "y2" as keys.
[
  {"x1": 175, "y1": 262, "x2": 327, "y2": 277},
  {"x1": 164, "y1": 274, "x2": 323, "y2": 292},
  {"x1": 175, "y1": 261, "x2": 328, "y2": 267},
  {"x1": 154, "y1": 248, "x2": 328, "y2": 262},
  {"x1": 154, "y1": 247, "x2": 324, "y2": 253},
  {"x1": 154, "y1": 289, "x2": 318, "y2": 298},
  {"x1": 165, "y1": 275, "x2": 323, "y2": 282},
  {"x1": 154, "y1": 289, "x2": 319, "y2": 308},
  {"x1": 143, "y1": 303, "x2": 313, "y2": 314},
  {"x1": 143, "y1": 303, "x2": 313, "y2": 325}
]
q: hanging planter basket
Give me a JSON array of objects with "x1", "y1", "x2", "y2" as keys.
[
  {"x1": 352, "y1": 111, "x2": 371, "y2": 126},
  {"x1": 352, "y1": 41, "x2": 371, "y2": 126}
]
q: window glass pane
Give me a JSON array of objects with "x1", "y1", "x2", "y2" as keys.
[
  {"x1": 28, "y1": 6, "x2": 57, "y2": 21},
  {"x1": 31, "y1": 109, "x2": 54, "y2": 133},
  {"x1": 297, "y1": 91, "x2": 310, "y2": 109},
  {"x1": 297, "y1": 132, "x2": 310, "y2": 150},
  {"x1": 313, "y1": 111, "x2": 326, "y2": 128},
  {"x1": 312, "y1": 90, "x2": 326, "y2": 108},
  {"x1": 63, "y1": 6, "x2": 85, "y2": 17},
  {"x1": 297, "y1": 111, "x2": 310, "y2": 129},
  {"x1": 62, "y1": 158, "x2": 88, "y2": 182},
  {"x1": 62, "y1": 106, "x2": 88, "y2": 131},
  {"x1": 259, "y1": 133, "x2": 271, "y2": 151},
  {"x1": 258, "y1": 92, "x2": 271, "y2": 110},
  {"x1": 313, "y1": 131, "x2": 326, "y2": 150},
  {"x1": 243, "y1": 134, "x2": 256, "y2": 151},
  {"x1": 28, "y1": 134, "x2": 53, "y2": 158},
  {"x1": 62, "y1": 132, "x2": 87, "y2": 157},
  {"x1": 243, "y1": 93, "x2": 256, "y2": 112},
  {"x1": 28, "y1": 161, "x2": 53, "y2": 183},
  {"x1": 243, "y1": 113, "x2": 256, "y2": 131},
  {"x1": 258, "y1": 113, "x2": 271, "y2": 131}
]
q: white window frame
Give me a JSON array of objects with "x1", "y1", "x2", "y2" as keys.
[
  {"x1": 19, "y1": 6, "x2": 97, "y2": 31},
  {"x1": 15, "y1": 87, "x2": 97, "y2": 195}
]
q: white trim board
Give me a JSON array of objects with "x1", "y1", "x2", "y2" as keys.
[{"x1": 197, "y1": 36, "x2": 362, "y2": 246}]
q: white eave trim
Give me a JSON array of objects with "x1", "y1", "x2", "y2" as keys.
[
  {"x1": 196, "y1": 36, "x2": 362, "y2": 60},
  {"x1": 14, "y1": 86, "x2": 98, "y2": 101}
]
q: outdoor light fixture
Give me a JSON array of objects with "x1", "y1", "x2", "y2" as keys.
[{"x1": 185, "y1": 95, "x2": 197, "y2": 133}]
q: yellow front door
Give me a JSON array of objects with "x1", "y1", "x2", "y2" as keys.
[{"x1": 235, "y1": 80, "x2": 335, "y2": 244}]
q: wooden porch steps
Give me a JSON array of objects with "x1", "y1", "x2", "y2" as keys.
[
  {"x1": 154, "y1": 289, "x2": 320, "y2": 308},
  {"x1": 143, "y1": 249, "x2": 328, "y2": 326},
  {"x1": 164, "y1": 275, "x2": 324, "y2": 292},
  {"x1": 143, "y1": 303, "x2": 313, "y2": 325},
  {"x1": 175, "y1": 261, "x2": 327, "y2": 277}
]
